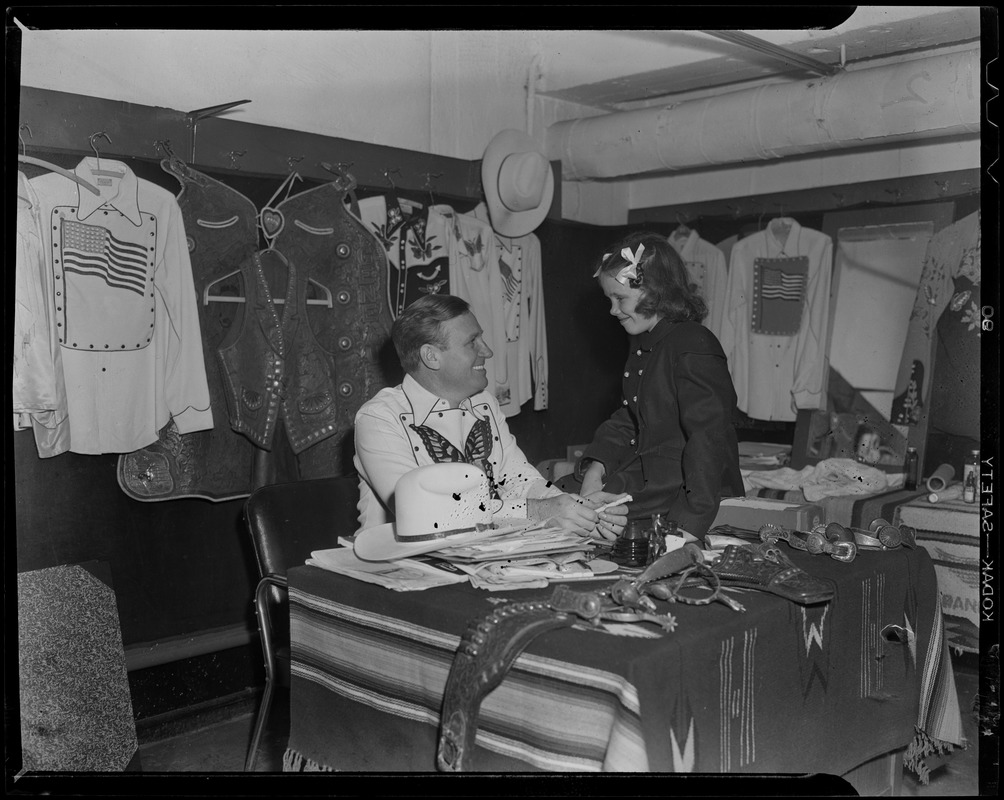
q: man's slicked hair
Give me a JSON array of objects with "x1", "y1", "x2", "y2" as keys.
[{"x1": 391, "y1": 294, "x2": 472, "y2": 373}]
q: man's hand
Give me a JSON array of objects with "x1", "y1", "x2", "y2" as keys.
[
  {"x1": 579, "y1": 460, "x2": 606, "y2": 496},
  {"x1": 580, "y1": 491, "x2": 629, "y2": 541},
  {"x1": 527, "y1": 494, "x2": 598, "y2": 533}
]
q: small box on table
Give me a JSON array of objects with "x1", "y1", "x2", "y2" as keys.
[{"x1": 711, "y1": 497, "x2": 825, "y2": 533}]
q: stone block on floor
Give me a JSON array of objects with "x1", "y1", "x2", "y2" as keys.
[{"x1": 17, "y1": 563, "x2": 138, "y2": 771}]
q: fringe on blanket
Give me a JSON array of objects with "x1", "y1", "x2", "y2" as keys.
[
  {"x1": 283, "y1": 747, "x2": 335, "y2": 772},
  {"x1": 903, "y1": 726, "x2": 957, "y2": 785}
]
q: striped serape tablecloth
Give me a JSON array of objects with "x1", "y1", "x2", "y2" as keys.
[
  {"x1": 284, "y1": 545, "x2": 961, "y2": 775},
  {"x1": 894, "y1": 495, "x2": 981, "y2": 654}
]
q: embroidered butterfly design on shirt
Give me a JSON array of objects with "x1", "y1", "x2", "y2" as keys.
[{"x1": 409, "y1": 419, "x2": 500, "y2": 498}]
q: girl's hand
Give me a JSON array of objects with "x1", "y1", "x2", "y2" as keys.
[{"x1": 582, "y1": 491, "x2": 629, "y2": 541}]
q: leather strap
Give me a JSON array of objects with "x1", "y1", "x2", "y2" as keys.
[{"x1": 437, "y1": 596, "x2": 578, "y2": 772}]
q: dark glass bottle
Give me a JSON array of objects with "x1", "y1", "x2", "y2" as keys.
[
  {"x1": 905, "y1": 447, "x2": 919, "y2": 491},
  {"x1": 963, "y1": 449, "x2": 979, "y2": 504}
]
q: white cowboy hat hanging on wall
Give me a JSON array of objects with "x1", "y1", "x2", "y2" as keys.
[{"x1": 481, "y1": 129, "x2": 555, "y2": 238}]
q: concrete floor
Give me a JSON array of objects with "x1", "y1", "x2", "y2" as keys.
[{"x1": 136, "y1": 665, "x2": 983, "y2": 793}]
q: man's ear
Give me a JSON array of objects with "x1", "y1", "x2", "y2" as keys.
[{"x1": 419, "y1": 344, "x2": 441, "y2": 371}]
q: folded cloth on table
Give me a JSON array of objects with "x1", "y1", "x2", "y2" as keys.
[{"x1": 744, "y1": 457, "x2": 897, "y2": 501}]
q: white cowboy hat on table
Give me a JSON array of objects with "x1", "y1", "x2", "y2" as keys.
[
  {"x1": 481, "y1": 128, "x2": 555, "y2": 238},
  {"x1": 354, "y1": 462, "x2": 510, "y2": 562}
]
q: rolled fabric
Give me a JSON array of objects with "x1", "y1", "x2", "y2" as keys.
[{"x1": 926, "y1": 463, "x2": 956, "y2": 493}]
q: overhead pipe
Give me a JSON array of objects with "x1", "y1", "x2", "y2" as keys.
[{"x1": 546, "y1": 50, "x2": 980, "y2": 180}]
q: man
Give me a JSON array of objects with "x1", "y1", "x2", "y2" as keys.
[{"x1": 353, "y1": 294, "x2": 627, "y2": 538}]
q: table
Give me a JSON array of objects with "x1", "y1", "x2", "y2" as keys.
[
  {"x1": 747, "y1": 486, "x2": 927, "y2": 530},
  {"x1": 894, "y1": 495, "x2": 981, "y2": 654},
  {"x1": 285, "y1": 545, "x2": 962, "y2": 782}
]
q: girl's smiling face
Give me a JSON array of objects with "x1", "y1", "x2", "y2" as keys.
[{"x1": 599, "y1": 273, "x2": 661, "y2": 335}]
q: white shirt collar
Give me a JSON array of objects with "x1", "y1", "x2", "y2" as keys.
[
  {"x1": 767, "y1": 217, "x2": 800, "y2": 254},
  {"x1": 74, "y1": 157, "x2": 143, "y2": 226},
  {"x1": 402, "y1": 373, "x2": 477, "y2": 426},
  {"x1": 669, "y1": 227, "x2": 698, "y2": 258}
]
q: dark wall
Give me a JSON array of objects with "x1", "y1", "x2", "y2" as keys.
[
  {"x1": 506, "y1": 219, "x2": 652, "y2": 465},
  {"x1": 13, "y1": 432, "x2": 256, "y2": 644}
]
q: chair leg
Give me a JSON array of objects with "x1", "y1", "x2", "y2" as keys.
[{"x1": 245, "y1": 679, "x2": 275, "y2": 771}]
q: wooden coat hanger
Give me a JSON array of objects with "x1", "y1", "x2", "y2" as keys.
[
  {"x1": 17, "y1": 124, "x2": 101, "y2": 196},
  {"x1": 203, "y1": 252, "x2": 334, "y2": 308}
]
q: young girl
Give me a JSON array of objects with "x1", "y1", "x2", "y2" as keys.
[{"x1": 571, "y1": 231, "x2": 745, "y2": 541}]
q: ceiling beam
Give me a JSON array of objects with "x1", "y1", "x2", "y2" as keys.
[{"x1": 703, "y1": 30, "x2": 843, "y2": 77}]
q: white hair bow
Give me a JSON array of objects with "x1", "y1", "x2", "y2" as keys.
[{"x1": 592, "y1": 243, "x2": 646, "y2": 284}]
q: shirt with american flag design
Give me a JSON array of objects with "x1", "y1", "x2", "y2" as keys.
[{"x1": 26, "y1": 158, "x2": 213, "y2": 454}]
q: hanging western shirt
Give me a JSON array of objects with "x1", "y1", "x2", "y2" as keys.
[
  {"x1": 29, "y1": 158, "x2": 213, "y2": 454},
  {"x1": 471, "y1": 202, "x2": 549, "y2": 416},
  {"x1": 428, "y1": 204, "x2": 507, "y2": 409},
  {"x1": 13, "y1": 171, "x2": 70, "y2": 457},
  {"x1": 891, "y1": 210, "x2": 981, "y2": 432},
  {"x1": 353, "y1": 373, "x2": 562, "y2": 530},
  {"x1": 354, "y1": 194, "x2": 451, "y2": 319},
  {"x1": 719, "y1": 219, "x2": 832, "y2": 422},
  {"x1": 668, "y1": 227, "x2": 729, "y2": 341}
]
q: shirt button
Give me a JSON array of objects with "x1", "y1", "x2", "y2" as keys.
[
  {"x1": 624, "y1": 372, "x2": 629, "y2": 378},
  {"x1": 638, "y1": 369, "x2": 643, "y2": 375},
  {"x1": 632, "y1": 396, "x2": 638, "y2": 402},
  {"x1": 622, "y1": 399, "x2": 628, "y2": 406},
  {"x1": 636, "y1": 350, "x2": 642, "y2": 356},
  {"x1": 630, "y1": 438, "x2": 636, "y2": 446}
]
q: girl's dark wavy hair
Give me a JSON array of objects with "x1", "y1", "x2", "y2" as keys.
[{"x1": 593, "y1": 231, "x2": 708, "y2": 324}]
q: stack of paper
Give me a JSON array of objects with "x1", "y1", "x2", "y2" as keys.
[
  {"x1": 326, "y1": 522, "x2": 620, "y2": 591},
  {"x1": 307, "y1": 547, "x2": 468, "y2": 591},
  {"x1": 436, "y1": 524, "x2": 595, "y2": 562},
  {"x1": 453, "y1": 553, "x2": 620, "y2": 591}
]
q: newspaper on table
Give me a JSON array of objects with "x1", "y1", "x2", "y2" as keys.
[
  {"x1": 307, "y1": 547, "x2": 467, "y2": 591},
  {"x1": 320, "y1": 519, "x2": 628, "y2": 591},
  {"x1": 455, "y1": 553, "x2": 621, "y2": 591}
]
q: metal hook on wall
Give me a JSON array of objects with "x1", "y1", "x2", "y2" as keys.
[
  {"x1": 383, "y1": 168, "x2": 401, "y2": 190},
  {"x1": 321, "y1": 160, "x2": 355, "y2": 180},
  {"x1": 19, "y1": 123, "x2": 32, "y2": 156},
  {"x1": 287, "y1": 155, "x2": 304, "y2": 173},
  {"x1": 421, "y1": 171, "x2": 443, "y2": 204},
  {"x1": 228, "y1": 150, "x2": 247, "y2": 171},
  {"x1": 89, "y1": 131, "x2": 113, "y2": 169},
  {"x1": 154, "y1": 139, "x2": 177, "y2": 159}
]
